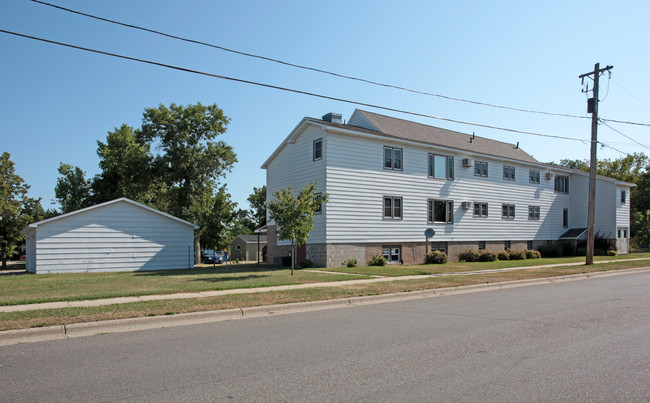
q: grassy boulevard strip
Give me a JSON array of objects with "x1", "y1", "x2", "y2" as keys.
[{"x1": 0, "y1": 254, "x2": 649, "y2": 332}]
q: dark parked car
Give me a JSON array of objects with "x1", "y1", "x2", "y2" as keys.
[{"x1": 201, "y1": 250, "x2": 223, "y2": 264}]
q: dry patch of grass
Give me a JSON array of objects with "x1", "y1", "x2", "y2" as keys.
[
  {"x1": 0, "y1": 265, "x2": 369, "y2": 306},
  {"x1": 2, "y1": 260, "x2": 647, "y2": 332}
]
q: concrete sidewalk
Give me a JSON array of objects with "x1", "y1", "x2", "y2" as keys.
[{"x1": 2, "y1": 257, "x2": 649, "y2": 313}]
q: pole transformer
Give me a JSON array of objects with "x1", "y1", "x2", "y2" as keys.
[{"x1": 578, "y1": 63, "x2": 613, "y2": 265}]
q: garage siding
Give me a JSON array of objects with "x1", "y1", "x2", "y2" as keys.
[{"x1": 32, "y1": 200, "x2": 195, "y2": 273}]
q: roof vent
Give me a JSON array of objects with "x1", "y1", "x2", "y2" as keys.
[{"x1": 322, "y1": 113, "x2": 343, "y2": 124}]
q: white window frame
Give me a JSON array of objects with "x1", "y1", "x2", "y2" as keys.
[
  {"x1": 529, "y1": 170, "x2": 540, "y2": 184},
  {"x1": 383, "y1": 196, "x2": 402, "y2": 219},
  {"x1": 428, "y1": 153, "x2": 454, "y2": 180},
  {"x1": 382, "y1": 246, "x2": 401, "y2": 263},
  {"x1": 528, "y1": 206, "x2": 540, "y2": 220},
  {"x1": 503, "y1": 165, "x2": 516, "y2": 181},
  {"x1": 428, "y1": 199, "x2": 454, "y2": 224},
  {"x1": 384, "y1": 146, "x2": 402, "y2": 171}
]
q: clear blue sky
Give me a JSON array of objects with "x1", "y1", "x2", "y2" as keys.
[{"x1": 2, "y1": 0, "x2": 649, "y2": 211}]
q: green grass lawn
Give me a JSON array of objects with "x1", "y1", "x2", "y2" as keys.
[
  {"x1": 311, "y1": 252, "x2": 650, "y2": 277},
  {"x1": 0, "y1": 264, "x2": 370, "y2": 306},
  {"x1": 2, "y1": 258, "x2": 649, "y2": 332}
]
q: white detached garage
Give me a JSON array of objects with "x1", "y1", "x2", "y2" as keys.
[{"x1": 21, "y1": 198, "x2": 199, "y2": 274}]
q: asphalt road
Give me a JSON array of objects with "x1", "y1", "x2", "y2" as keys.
[{"x1": 1, "y1": 272, "x2": 649, "y2": 402}]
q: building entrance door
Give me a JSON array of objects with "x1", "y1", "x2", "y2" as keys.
[{"x1": 616, "y1": 227, "x2": 629, "y2": 254}]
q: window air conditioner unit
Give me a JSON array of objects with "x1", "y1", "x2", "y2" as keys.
[
  {"x1": 461, "y1": 201, "x2": 472, "y2": 210},
  {"x1": 462, "y1": 158, "x2": 473, "y2": 168},
  {"x1": 545, "y1": 172, "x2": 554, "y2": 180}
]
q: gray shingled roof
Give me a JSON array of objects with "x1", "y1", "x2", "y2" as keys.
[
  {"x1": 351, "y1": 110, "x2": 540, "y2": 164},
  {"x1": 236, "y1": 235, "x2": 267, "y2": 244}
]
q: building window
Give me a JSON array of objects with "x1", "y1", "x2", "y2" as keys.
[
  {"x1": 384, "y1": 146, "x2": 402, "y2": 170},
  {"x1": 314, "y1": 193, "x2": 322, "y2": 214},
  {"x1": 621, "y1": 190, "x2": 626, "y2": 204},
  {"x1": 502, "y1": 204, "x2": 515, "y2": 219},
  {"x1": 383, "y1": 196, "x2": 402, "y2": 219},
  {"x1": 528, "y1": 206, "x2": 540, "y2": 220},
  {"x1": 563, "y1": 208, "x2": 568, "y2": 228},
  {"x1": 529, "y1": 170, "x2": 540, "y2": 184},
  {"x1": 428, "y1": 154, "x2": 454, "y2": 180},
  {"x1": 474, "y1": 202, "x2": 488, "y2": 218},
  {"x1": 503, "y1": 165, "x2": 515, "y2": 181},
  {"x1": 474, "y1": 161, "x2": 488, "y2": 177},
  {"x1": 428, "y1": 200, "x2": 453, "y2": 224},
  {"x1": 235, "y1": 245, "x2": 241, "y2": 250},
  {"x1": 313, "y1": 138, "x2": 322, "y2": 161},
  {"x1": 478, "y1": 241, "x2": 486, "y2": 250},
  {"x1": 555, "y1": 176, "x2": 569, "y2": 193},
  {"x1": 504, "y1": 241, "x2": 511, "y2": 250},
  {"x1": 527, "y1": 241, "x2": 533, "y2": 250},
  {"x1": 430, "y1": 242, "x2": 448, "y2": 255},
  {"x1": 382, "y1": 246, "x2": 401, "y2": 263}
]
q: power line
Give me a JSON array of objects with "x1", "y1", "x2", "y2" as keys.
[
  {"x1": 0, "y1": 28, "x2": 588, "y2": 143},
  {"x1": 599, "y1": 119, "x2": 650, "y2": 151},
  {"x1": 29, "y1": 0, "x2": 594, "y2": 121},
  {"x1": 611, "y1": 78, "x2": 650, "y2": 110}
]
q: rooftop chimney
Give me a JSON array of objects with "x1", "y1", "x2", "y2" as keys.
[{"x1": 322, "y1": 112, "x2": 343, "y2": 124}]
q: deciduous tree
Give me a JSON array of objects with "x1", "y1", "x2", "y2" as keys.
[
  {"x1": 0, "y1": 152, "x2": 43, "y2": 269},
  {"x1": 268, "y1": 182, "x2": 327, "y2": 275}
]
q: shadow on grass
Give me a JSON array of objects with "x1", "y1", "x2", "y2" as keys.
[
  {"x1": 134, "y1": 264, "x2": 289, "y2": 277},
  {"x1": 189, "y1": 274, "x2": 269, "y2": 283}
]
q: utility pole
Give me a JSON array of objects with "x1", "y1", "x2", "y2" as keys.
[{"x1": 579, "y1": 63, "x2": 613, "y2": 265}]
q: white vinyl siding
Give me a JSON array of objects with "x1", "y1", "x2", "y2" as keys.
[
  {"x1": 265, "y1": 121, "x2": 631, "y2": 246},
  {"x1": 266, "y1": 124, "x2": 327, "y2": 245},
  {"x1": 28, "y1": 201, "x2": 195, "y2": 274},
  {"x1": 322, "y1": 132, "x2": 573, "y2": 243}
]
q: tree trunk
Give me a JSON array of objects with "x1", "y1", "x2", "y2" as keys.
[
  {"x1": 1, "y1": 257, "x2": 6, "y2": 271},
  {"x1": 194, "y1": 232, "x2": 201, "y2": 266},
  {"x1": 290, "y1": 240, "x2": 295, "y2": 276}
]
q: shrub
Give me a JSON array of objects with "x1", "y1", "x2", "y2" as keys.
[
  {"x1": 508, "y1": 249, "x2": 526, "y2": 260},
  {"x1": 342, "y1": 259, "x2": 357, "y2": 268},
  {"x1": 497, "y1": 250, "x2": 510, "y2": 260},
  {"x1": 594, "y1": 231, "x2": 616, "y2": 252},
  {"x1": 594, "y1": 249, "x2": 608, "y2": 256},
  {"x1": 525, "y1": 249, "x2": 541, "y2": 259},
  {"x1": 561, "y1": 242, "x2": 575, "y2": 257},
  {"x1": 425, "y1": 250, "x2": 448, "y2": 264},
  {"x1": 478, "y1": 250, "x2": 497, "y2": 262},
  {"x1": 458, "y1": 249, "x2": 479, "y2": 262},
  {"x1": 538, "y1": 242, "x2": 563, "y2": 258},
  {"x1": 607, "y1": 250, "x2": 617, "y2": 256},
  {"x1": 299, "y1": 259, "x2": 313, "y2": 268},
  {"x1": 368, "y1": 255, "x2": 387, "y2": 266},
  {"x1": 575, "y1": 247, "x2": 586, "y2": 256}
]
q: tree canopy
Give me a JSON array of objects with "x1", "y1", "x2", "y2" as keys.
[
  {"x1": 268, "y1": 182, "x2": 327, "y2": 275},
  {"x1": 54, "y1": 103, "x2": 240, "y2": 262},
  {"x1": 247, "y1": 185, "x2": 267, "y2": 228},
  {"x1": 0, "y1": 152, "x2": 44, "y2": 269}
]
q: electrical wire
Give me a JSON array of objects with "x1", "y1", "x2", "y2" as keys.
[
  {"x1": 29, "y1": 0, "x2": 594, "y2": 121},
  {"x1": 611, "y1": 78, "x2": 650, "y2": 110},
  {"x1": 599, "y1": 119, "x2": 650, "y2": 151},
  {"x1": 0, "y1": 28, "x2": 589, "y2": 143}
]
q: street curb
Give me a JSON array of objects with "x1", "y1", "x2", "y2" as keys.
[
  {"x1": 1, "y1": 266, "x2": 649, "y2": 347},
  {"x1": 0, "y1": 325, "x2": 67, "y2": 347}
]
